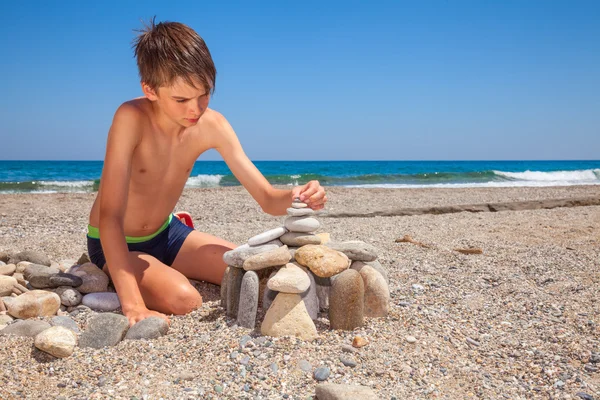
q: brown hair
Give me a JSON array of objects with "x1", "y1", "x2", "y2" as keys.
[{"x1": 133, "y1": 18, "x2": 216, "y2": 94}]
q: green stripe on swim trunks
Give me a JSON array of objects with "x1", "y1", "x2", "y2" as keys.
[{"x1": 87, "y1": 214, "x2": 173, "y2": 243}]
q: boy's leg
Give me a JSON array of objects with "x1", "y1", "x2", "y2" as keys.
[
  {"x1": 170, "y1": 230, "x2": 236, "y2": 285},
  {"x1": 103, "y1": 252, "x2": 203, "y2": 316}
]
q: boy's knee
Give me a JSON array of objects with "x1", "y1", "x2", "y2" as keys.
[{"x1": 168, "y1": 283, "x2": 202, "y2": 315}]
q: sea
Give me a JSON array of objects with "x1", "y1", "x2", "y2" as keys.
[{"x1": 0, "y1": 160, "x2": 599, "y2": 194}]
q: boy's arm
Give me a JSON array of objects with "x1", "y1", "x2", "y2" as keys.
[
  {"x1": 98, "y1": 104, "x2": 169, "y2": 326},
  {"x1": 211, "y1": 111, "x2": 327, "y2": 215}
]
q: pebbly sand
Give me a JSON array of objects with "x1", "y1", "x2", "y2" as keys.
[{"x1": 1, "y1": 185, "x2": 599, "y2": 399}]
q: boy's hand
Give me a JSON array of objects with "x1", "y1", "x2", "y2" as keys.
[
  {"x1": 292, "y1": 180, "x2": 327, "y2": 210},
  {"x1": 124, "y1": 306, "x2": 171, "y2": 327}
]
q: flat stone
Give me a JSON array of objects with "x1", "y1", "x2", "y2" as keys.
[
  {"x1": 329, "y1": 269, "x2": 364, "y2": 331},
  {"x1": 223, "y1": 244, "x2": 279, "y2": 268},
  {"x1": 124, "y1": 317, "x2": 169, "y2": 340},
  {"x1": 35, "y1": 326, "x2": 78, "y2": 358},
  {"x1": 3, "y1": 290, "x2": 61, "y2": 319},
  {"x1": 237, "y1": 271, "x2": 259, "y2": 329},
  {"x1": 1, "y1": 320, "x2": 51, "y2": 337},
  {"x1": 283, "y1": 216, "x2": 320, "y2": 233},
  {"x1": 79, "y1": 313, "x2": 129, "y2": 348},
  {"x1": 243, "y1": 246, "x2": 291, "y2": 271},
  {"x1": 68, "y1": 263, "x2": 109, "y2": 293},
  {"x1": 23, "y1": 264, "x2": 60, "y2": 281},
  {"x1": 351, "y1": 262, "x2": 389, "y2": 317},
  {"x1": 50, "y1": 316, "x2": 81, "y2": 333},
  {"x1": 327, "y1": 241, "x2": 378, "y2": 262},
  {"x1": 29, "y1": 272, "x2": 83, "y2": 289},
  {"x1": 248, "y1": 227, "x2": 287, "y2": 246},
  {"x1": 295, "y1": 245, "x2": 350, "y2": 278},
  {"x1": 82, "y1": 292, "x2": 120, "y2": 311},
  {"x1": 286, "y1": 207, "x2": 315, "y2": 217},
  {"x1": 280, "y1": 232, "x2": 322, "y2": 247},
  {"x1": 267, "y1": 263, "x2": 310, "y2": 293},
  {"x1": 261, "y1": 293, "x2": 318, "y2": 340},
  {"x1": 9, "y1": 250, "x2": 51, "y2": 267},
  {"x1": 227, "y1": 267, "x2": 244, "y2": 317},
  {"x1": 315, "y1": 383, "x2": 379, "y2": 400},
  {"x1": 53, "y1": 286, "x2": 83, "y2": 307},
  {"x1": 0, "y1": 276, "x2": 16, "y2": 296},
  {"x1": 0, "y1": 263, "x2": 16, "y2": 276},
  {"x1": 291, "y1": 201, "x2": 308, "y2": 209}
]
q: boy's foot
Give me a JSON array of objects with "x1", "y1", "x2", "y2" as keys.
[{"x1": 174, "y1": 212, "x2": 194, "y2": 228}]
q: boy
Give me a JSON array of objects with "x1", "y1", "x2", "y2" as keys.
[{"x1": 87, "y1": 20, "x2": 327, "y2": 326}]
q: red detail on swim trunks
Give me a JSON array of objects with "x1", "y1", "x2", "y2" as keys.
[{"x1": 174, "y1": 212, "x2": 194, "y2": 229}]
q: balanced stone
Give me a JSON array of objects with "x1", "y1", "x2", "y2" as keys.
[
  {"x1": 1, "y1": 320, "x2": 51, "y2": 337},
  {"x1": 248, "y1": 227, "x2": 287, "y2": 246},
  {"x1": 82, "y1": 292, "x2": 120, "y2": 311},
  {"x1": 315, "y1": 384, "x2": 379, "y2": 400},
  {"x1": 51, "y1": 316, "x2": 81, "y2": 333},
  {"x1": 3, "y1": 290, "x2": 61, "y2": 319},
  {"x1": 261, "y1": 293, "x2": 317, "y2": 340},
  {"x1": 124, "y1": 316, "x2": 169, "y2": 340},
  {"x1": 365, "y1": 260, "x2": 389, "y2": 285},
  {"x1": 237, "y1": 271, "x2": 259, "y2": 329},
  {"x1": 69, "y1": 263, "x2": 109, "y2": 293},
  {"x1": 284, "y1": 216, "x2": 320, "y2": 233},
  {"x1": 29, "y1": 272, "x2": 83, "y2": 289},
  {"x1": 351, "y1": 262, "x2": 389, "y2": 317},
  {"x1": 223, "y1": 244, "x2": 279, "y2": 268},
  {"x1": 280, "y1": 232, "x2": 321, "y2": 247},
  {"x1": 35, "y1": 326, "x2": 78, "y2": 358},
  {"x1": 301, "y1": 269, "x2": 319, "y2": 320},
  {"x1": 0, "y1": 276, "x2": 16, "y2": 296},
  {"x1": 243, "y1": 246, "x2": 291, "y2": 271},
  {"x1": 0, "y1": 263, "x2": 16, "y2": 276},
  {"x1": 313, "y1": 274, "x2": 331, "y2": 310},
  {"x1": 329, "y1": 269, "x2": 364, "y2": 330},
  {"x1": 53, "y1": 286, "x2": 83, "y2": 307},
  {"x1": 79, "y1": 313, "x2": 129, "y2": 348},
  {"x1": 327, "y1": 241, "x2": 378, "y2": 262},
  {"x1": 291, "y1": 201, "x2": 308, "y2": 209},
  {"x1": 262, "y1": 271, "x2": 278, "y2": 311},
  {"x1": 295, "y1": 245, "x2": 350, "y2": 278},
  {"x1": 268, "y1": 263, "x2": 310, "y2": 293},
  {"x1": 227, "y1": 267, "x2": 244, "y2": 317},
  {"x1": 286, "y1": 207, "x2": 315, "y2": 217}
]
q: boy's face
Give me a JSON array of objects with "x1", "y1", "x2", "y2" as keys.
[{"x1": 143, "y1": 77, "x2": 211, "y2": 127}]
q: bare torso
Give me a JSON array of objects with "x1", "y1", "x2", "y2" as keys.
[{"x1": 89, "y1": 98, "x2": 215, "y2": 236}]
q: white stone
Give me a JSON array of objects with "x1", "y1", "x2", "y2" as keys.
[
  {"x1": 3, "y1": 290, "x2": 61, "y2": 319},
  {"x1": 286, "y1": 207, "x2": 315, "y2": 217},
  {"x1": 248, "y1": 227, "x2": 287, "y2": 246},
  {"x1": 291, "y1": 202, "x2": 308, "y2": 209},
  {"x1": 268, "y1": 263, "x2": 310, "y2": 293},
  {"x1": 284, "y1": 217, "x2": 320, "y2": 233},
  {"x1": 82, "y1": 292, "x2": 120, "y2": 311},
  {"x1": 34, "y1": 326, "x2": 78, "y2": 358}
]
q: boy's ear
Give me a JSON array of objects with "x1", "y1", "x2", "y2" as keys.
[{"x1": 141, "y1": 82, "x2": 158, "y2": 101}]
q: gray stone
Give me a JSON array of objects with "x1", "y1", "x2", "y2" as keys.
[
  {"x1": 313, "y1": 366, "x2": 330, "y2": 381},
  {"x1": 283, "y1": 216, "x2": 320, "y2": 233},
  {"x1": 262, "y1": 271, "x2": 278, "y2": 311},
  {"x1": 9, "y1": 251, "x2": 51, "y2": 267},
  {"x1": 237, "y1": 271, "x2": 259, "y2": 329},
  {"x1": 0, "y1": 263, "x2": 16, "y2": 276},
  {"x1": 220, "y1": 266, "x2": 230, "y2": 308},
  {"x1": 280, "y1": 232, "x2": 322, "y2": 247},
  {"x1": 247, "y1": 227, "x2": 287, "y2": 246},
  {"x1": 1, "y1": 320, "x2": 51, "y2": 337},
  {"x1": 124, "y1": 317, "x2": 169, "y2": 340},
  {"x1": 339, "y1": 356, "x2": 357, "y2": 367},
  {"x1": 223, "y1": 244, "x2": 279, "y2": 268},
  {"x1": 329, "y1": 269, "x2": 364, "y2": 331},
  {"x1": 286, "y1": 207, "x2": 315, "y2": 217},
  {"x1": 23, "y1": 264, "x2": 60, "y2": 281},
  {"x1": 301, "y1": 270, "x2": 319, "y2": 320},
  {"x1": 315, "y1": 383, "x2": 379, "y2": 400},
  {"x1": 79, "y1": 313, "x2": 129, "y2": 348},
  {"x1": 291, "y1": 201, "x2": 308, "y2": 209},
  {"x1": 298, "y1": 359, "x2": 312, "y2": 372},
  {"x1": 50, "y1": 316, "x2": 81, "y2": 333},
  {"x1": 82, "y1": 292, "x2": 120, "y2": 311},
  {"x1": 227, "y1": 267, "x2": 244, "y2": 317},
  {"x1": 29, "y1": 272, "x2": 83, "y2": 289},
  {"x1": 327, "y1": 241, "x2": 378, "y2": 262},
  {"x1": 53, "y1": 286, "x2": 82, "y2": 307},
  {"x1": 69, "y1": 263, "x2": 109, "y2": 293},
  {"x1": 313, "y1": 274, "x2": 331, "y2": 310}
]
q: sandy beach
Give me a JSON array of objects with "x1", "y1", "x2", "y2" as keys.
[{"x1": 1, "y1": 185, "x2": 599, "y2": 399}]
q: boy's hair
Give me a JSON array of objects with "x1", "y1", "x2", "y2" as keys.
[{"x1": 133, "y1": 18, "x2": 216, "y2": 94}]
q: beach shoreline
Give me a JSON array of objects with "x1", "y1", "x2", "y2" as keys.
[{"x1": 1, "y1": 185, "x2": 599, "y2": 399}]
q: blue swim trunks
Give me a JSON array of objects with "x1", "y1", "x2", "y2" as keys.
[{"x1": 86, "y1": 214, "x2": 194, "y2": 268}]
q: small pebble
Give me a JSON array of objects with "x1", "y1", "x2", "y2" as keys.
[
  {"x1": 405, "y1": 336, "x2": 417, "y2": 343},
  {"x1": 313, "y1": 366, "x2": 330, "y2": 381},
  {"x1": 339, "y1": 356, "x2": 357, "y2": 367},
  {"x1": 466, "y1": 337, "x2": 480, "y2": 347}
]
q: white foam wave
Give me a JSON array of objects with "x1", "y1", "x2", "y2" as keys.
[
  {"x1": 38, "y1": 180, "x2": 94, "y2": 187},
  {"x1": 494, "y1": 169, "x2": 600, "y2": 182},
  {"x1": 185, "y1": 174, "x2": 223, "y2": 188},
  {"x1": 344, "y1": 180, "x2": 600, "y2": 189}
]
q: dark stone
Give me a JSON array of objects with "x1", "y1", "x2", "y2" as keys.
[
  {"x1": 339, "y1": 356, "x2": 357, "y2": 367},
  {"x1": 9, "y1": 251, "x2": 51, "y2": 267},
  {"x1": 1, "y1": 320, "x2": 51, "y2": 337},
  {"x1": 79, "y1": 313, "x2": 129, "y2": 348},
  {"x1": 124, "y1": 317, "x2": 168, "y2": 340},
  {"x1": 29, "y1": 272, "x2": 82, "y2": 289},
  {"x1": 50, "y1": 316, "x2": 80, "y2": 333},
  {"x1": 23, "y1": 264, "x2": 59, "y2": 281}
]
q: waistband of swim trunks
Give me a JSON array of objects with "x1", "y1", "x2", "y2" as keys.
[{"x1": 87, "y1": 214, "x2": 173, "y2": 244}]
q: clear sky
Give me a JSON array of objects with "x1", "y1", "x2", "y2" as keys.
[{"x1": 1, "y1": 1, "x2": 599, "y2": 161}]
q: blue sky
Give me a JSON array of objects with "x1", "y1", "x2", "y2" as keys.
[{"x1": 1, "y1": 1, "x2": 598, "y2": 161}]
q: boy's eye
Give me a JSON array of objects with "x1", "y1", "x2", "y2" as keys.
[{"x1": 176, "y1": 99, "x2": 187, "y2": 103}]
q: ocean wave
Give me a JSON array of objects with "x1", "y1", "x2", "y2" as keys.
[
  {"x1": 185, "y1": 174, "x2": 224, "y2": 188},
  {"x1": 493, "y1": 169, "x2": 600, "y2": 182},
  {"x1": 38, "y1": 180, "x2": 95, "y2": 187}
]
